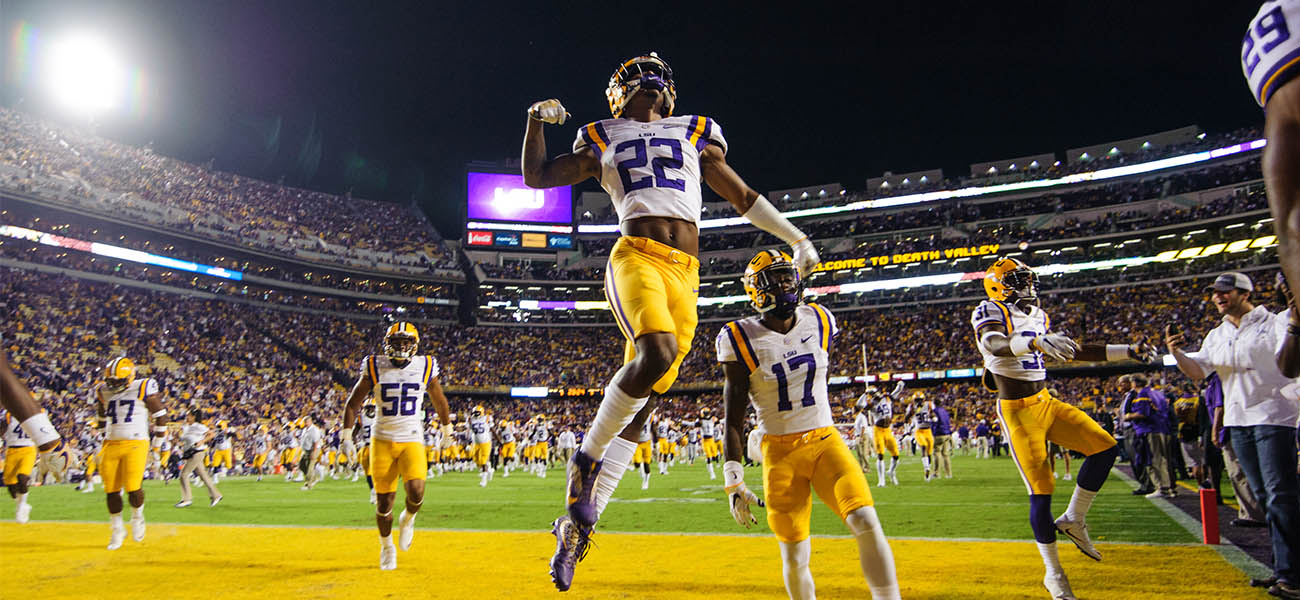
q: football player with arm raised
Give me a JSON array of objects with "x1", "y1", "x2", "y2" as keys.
[
  {"x1": 0, "y1": 349, "x2": 65, "y2": 462},
  {"x1": 342, "y1": 322, "x2": 451, "y2": 571},
  {"x1": 973, "y1": 258, "x2": 1156, "y2": 600},
  {"x1": 720, "y1": 250, "x2": 899, "y2": 600},
  {"x1": 526, "y1": 53, "x2": 821, "y2": 592}
]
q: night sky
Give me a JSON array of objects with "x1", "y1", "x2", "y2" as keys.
[{"x1": 0, "y1": 1, "x2": 1267, "y2": 240}]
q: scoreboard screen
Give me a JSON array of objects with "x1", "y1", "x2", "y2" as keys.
[{"x1": 466, "y1": 172, "x2": 571, "y2": 224}]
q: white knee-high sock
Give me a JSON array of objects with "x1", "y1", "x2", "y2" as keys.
[
  {"x1": 845, "y1": 506, "x2": 900, "y2": 600},
  {"x1": 778, "y1": 538, "x2": 817, "y2": 600},
  {"x1": 578, "y1": 384, "x2": 649, "y2": 460},
  {"x1": 1064, "y1": 486, "x2": 1097, "y2": 522},
  {"x1": 594, "y1": 437, "x2": 637, "y2": 518},
  {"x1": 888, "y1": 457, "x2": 898, "y2": 474},
  {"x1": 1037, "y1": 541, "x2": 1064, "y2": 576},
  {"x1": 921, "y1": 456, "x2": 931, "y2": 472},
  {"x1": 876, "y1": 459, "x2": 885, "y2": 482}
]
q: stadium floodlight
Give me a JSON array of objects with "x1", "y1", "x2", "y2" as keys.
[{"x1": 45, "y1": 32, "x2": 126, "y2": 116}]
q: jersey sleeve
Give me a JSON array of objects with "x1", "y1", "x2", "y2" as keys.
[
  {"x1": 807, "y1": 303, "x2": 838, "y2": 351},
  {"x1": 715, "y1": 325, "x2": 738, "y2": 364},
  {"x1": 572, "y1": 121, "x2": 612, "y2": 157},
  {"x1": 425, "y1": 356, "x2": 440, "y2": 383},
  {"x1": 361, "y1": 355, "x2": 378, "y2": 383},
  {"x1": 685, "y1": 115, "x2": 727, "y2": 154},
  {"x1": 1243, "y1": 0, "x2": 1300, "y2": 107},
  {"x1": 143, "y1": 378, "x2": 160, "y2": 396},
  {"x1": 716, "y1": 321, "x2": 758, "y2": 371},
  {"x1": 971, "y1": 300, "x2": 1009, "y2": 332}
]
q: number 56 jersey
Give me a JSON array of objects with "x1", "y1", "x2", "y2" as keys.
[
  {"x1": 573, "y1": 115, "x2": 727, "y2": 228},
  {"x1": 716, "y1": 304, "x2": 838, "y2": 436},
  {"x1": 362, "y1": 355, "x2": 438, "y2": 443},
  {"x1": 1243, "y1": 0, "x2": 1300, "y2": 107},
  {"x1": 971, "y1": 300, "x2": 1050, "y2": 383}
]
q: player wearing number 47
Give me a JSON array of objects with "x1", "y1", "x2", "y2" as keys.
[
  {"x1": 522, "y1": 52, "x2": 823, "y2": 592},
  {"x1": 341, "y1": 322, "x2": 453, "y2": 571},
  {"x1": 972, "y1": 257, "x2": 1158, "y2": 600},
  {"x1": 718, "y1": 250, "x2": 900, "y2": 600}
]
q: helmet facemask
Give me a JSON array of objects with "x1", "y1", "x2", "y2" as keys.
[
  {"x1": 1003, "y1": 267, "x2": 1040, "y2": 308},
  {"x1": 606, "y1": 53, "x2": 677, "y2": 118},
  {"x1": 384, "y1": 334, "x2": 418, "y2": 362},
  {"x1": 748, "y1": 263, "x2": 802, "y2": 319},
  {"x1": 105, "y1": 376, "x2": 131, "y2": 394}
]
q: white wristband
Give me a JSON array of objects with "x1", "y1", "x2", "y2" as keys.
[
  {"x1": 742, "y1": 195, "x2": 806, "y2": 246},
  {"x1": 1008, "y1": 335, "x2": 1035, "y2": 357},
  {"x1": 19, "y1": 413, "x2": 60, "y2": 447},
  {"x1": 1106, "y1": 344, "x2": 1131, "y2": 361},
  {"x1": 151, "y1": 409, "x2": 167, "y2": 418},
  {"x1": 723, "y1": 460, "x2": 744, "y2": 489}
]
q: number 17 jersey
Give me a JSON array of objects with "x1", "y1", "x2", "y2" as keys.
[
  {"x1": 572, "y1": 115, "x2": 727, "y2": 228},
  {"x1": 716, "y1": 304, "x2": 839, "y2": 436},
  {"x1": 363, "y1": 355, "x2": 438, "y2": 443}
]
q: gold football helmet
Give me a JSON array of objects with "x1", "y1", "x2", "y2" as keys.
[
  {"x1": 743, "y1": 249, "x2": 802, "y2": 317},
  {"x1": 984, "y1": 257, "x2": 1038, "y2": 304},
  {"x1": 384, "y1": 322, "x2": 419, "y2": 361},
  {"x1": 606, "y1": 52, "x2": 677, "y2": 118},
  {"x1": 105, "y1": 357, "x2": 135, "y2": 393}
]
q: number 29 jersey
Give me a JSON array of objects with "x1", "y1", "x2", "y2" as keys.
[
  {"x1": 573, "y1": 115, "x2": 727, "y2": 228},
  {"x1": 716, "y1": 304, "x2": 839, "y2": 436},
  {"x1": 970, "y1": 299, "x2": 1050, "y2": 382},
  {"x1": 1243, "y1": 0, "x2": 1300, "y2": 107},
  {"x1": 362, "y1": 355, "x2": 438, "y2": 443}
]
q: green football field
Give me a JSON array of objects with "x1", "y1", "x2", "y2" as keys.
[{"x1": 5, "y1": 453, "x2": 1195, "y2": 544}]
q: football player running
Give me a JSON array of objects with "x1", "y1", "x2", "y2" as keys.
[
  {"x1": 863, "y1": 382, "x2": 904, "y2": 487},
  {"x1": 719, "y1": 250, "x2": 899, "y2": 600},
  {"x1": 524, "y1": 53, "x2": 822, "y2": 592},
  {"x1": 342, "y1": 322, "x2": 452, "y2": 571},
  {"x1": 94, "y1": 357, "x2": 168, "y2": 550},
  {"x1": 905, "y1": 394, "x2": 936, "y2": 482},
  {"x1": 972, "y1": 258, "x2": 1155, "y2": 600},
  {"x1": 468, "y1": 405, "x2": 494, "y2": 487}
]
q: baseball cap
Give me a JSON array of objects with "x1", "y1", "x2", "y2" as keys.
[{"x1": 1206, "y1": 272, "x2": 1253, "y2": 292}]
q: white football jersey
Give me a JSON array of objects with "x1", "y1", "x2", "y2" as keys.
[
  {"x1": 871, "y1": 397, "x2": 894, "y2": 427},
  {"x1": 364, "y1": 354, "x2": 438, "y2": 443},
  {"x1": 533, "y1": 421, "x2": 550, "y2": 443},
  {"x1": 700, "y1": 418, "x2": 716, "y2": 439},
  {"x1": 469, "y1": 415, "x2": 492, "y2": 444},
  {"x1": 1243, "y1": 0, "x2": 1300, "y2": 106},
  {"x1": 637, "y1": 420, "x2": 653, "y2": 443},
  {"x1": 971, "y1": 299, "x2": 1050, "y2": 382},
  {"x1": 572, "y1": 115, "x2": 727, "y2": 229},
  {"x1": 716, "y1": 304, "x2": 839, "y2": 436},
  {"x1": 501, "y1": 423, "x2": 516, "y2": 444},
  {"x1": 910, "y1": 401, "x2": 933, "y2": 429},
  {"x1": 2, "y1": 411, "x2": 34, "y2": 447},
  {"x1": 97, "y1": 378, "x2": 159, "y2": 441},
  {"x1": 656, "y1": 420, "x2": 670, "y2": 438},
  {"x1": 357, "y1": 410, "x2": 375, "y2": 445}
]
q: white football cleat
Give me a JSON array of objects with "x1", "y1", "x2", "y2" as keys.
[
  {"x1": 369, "y1": 489, "x2": 377, "y2": 505},
  {"x1": 108, "y1": 525, "x2": 126, "y2": 550},
  {"x1": 379, "y1": 539, "x2": 397, "y2": 570},
  {"x1": 398, "y1": 510, "x2": 415, "y2": 551},
  {"x1": 130, "y1": 515, "x2": 146, "y2": 541},
  {"x1": 890, "y1": 473, "x2": 899, "y2": 486},
  {"x1": 15, "y1": 502, "x2": 31, "y2": 524},
  {"x1": 1055, "y1": 515, "x2": 1101, "y2": 561},
  {"x1": 877, "y1": 478, "x2": 886, "y2": 487},
  {"x1": 1063, "y1": 473, "x2": 1072, "y2": 481},
  {"x1": 210, "y1": 496, "x2": 223, "y2": 508},
  {"x1": 1043, "y1": 572, "x2": 1078, "y2": 599}
]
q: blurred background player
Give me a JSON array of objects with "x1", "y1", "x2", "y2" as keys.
[
  {"x1": 252, "y1": 426, "x2": 271, "y2": 482},
  {"x1": 176, "y1": 409, "x2": 222, "y2": 508},
  {"x1": 719, "y1": 250, "x2": 900, "y2": 600},
  {"x1": 342, "y1": 322, "x2": 452, "y2": 571},
  {"x1": 972, "y1": 257, "x2": 1155, "y2": 600},
  {"x1": 499, "y1": 419, "x2": 518, "y2": 477},
  {"x1": 869, "y1": 383, "x2": 904, "y2": 486},
  {"x1": 211, "y1": 422, "x2": 233, "y2": 484},
  {"x1": 2, "y1": 409, "x2": 36, "y2": 523},
  {"x1": 469, "y1": 405, "x2": 493, "y2": 487},
  {"x1": 905, "y1": 394, "x2": 936, "y2": 482},
  {"x1": 633, "y1": 418, "x2": 653, "y2": 490},
  {"x1": 525, "y1": 53, "x2": 822, "y2": 592},
  {"x1": 700, "y1": 408, "x2": 720, "y2": 480},
  {"x1": 655, "y1": 414, "x2": 672, "y2": 475},
  {"x1": 95, "y1": 357, "x2": 168, "y2": 550}
]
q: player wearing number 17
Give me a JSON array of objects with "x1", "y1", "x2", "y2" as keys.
[
  {"x1": 523, "y1": 52, "x2": 821, "y2": 592},
  {"x1": 342, "y1": 322, "x2": 453, "y2": 571},
  {"x1": 718, "y1": 250, "x2": 900, "y2": 600},
  {"x1": 94, "y1": 357, "x2": 168, "y2": 550},
  {"x1": 972, "y1": 258, "x2": 1157, "y2": 600}
]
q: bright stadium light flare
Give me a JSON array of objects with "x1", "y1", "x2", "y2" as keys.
[{"x1": 45, "y1": 32, "x2": 125, "y2": 116}]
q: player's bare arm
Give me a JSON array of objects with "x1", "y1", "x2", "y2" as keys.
[
  {"x1": 521, "y1": 102, "x2": 599, "y2": 189},
  {"x1": 1266, "y1": 81, "x2": 1300, "y2": 296},
  {"x1": 721, "y1": 361, "x2": 749, "y2": 465},
  {"x1": 342, "y1": 372, "x2": 374, "y2": 430}
]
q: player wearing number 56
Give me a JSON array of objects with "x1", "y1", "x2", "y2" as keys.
[
  {"x1": 717, "y1": 250, "x2": 901, "y2": 600},
  {"x1": 972, "y1": 257, "x2": 1158, "y2": 600},
  {"x1": 522, "y1": 52, "x2": 822, "y2": 593},
  {"x1": 340, "y1": 321, "x2": 452, "y2": 571}
]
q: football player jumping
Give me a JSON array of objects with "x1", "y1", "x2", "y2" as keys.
[
  {"x1": 719, "y1": 250, "x2": 900, "y2": 600},
  {"x1": 523, "y1": 52, "x2": 821, "y2": 592},
  {"x1": 972, "y1": 258, "x2": 1155, "y2": 600},
  {"x1": 342, "y1": 322, "x2": 452, "y2": 571}
]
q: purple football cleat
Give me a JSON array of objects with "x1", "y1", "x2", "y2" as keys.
[
  {"x1": 565, "y1": 450, "x2": 602, "y2": 528},
  {"x1": 549, "y1": 515, "x2": 594, "y2": 592}
]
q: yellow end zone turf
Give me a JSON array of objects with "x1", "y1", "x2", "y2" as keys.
[{"x1": 0, "y1": 522, "x2": 1264, "y2": 599}]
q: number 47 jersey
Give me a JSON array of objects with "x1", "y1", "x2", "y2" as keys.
[
  {"x1": 363, "y1": 355, "x2": 437, "y2": 443},
  {"x1": 573, "y1": 115, "x2": 727, "y2": 227},
  {"x1": 715, "y1": 304, "x2": 839, "y2": 436}
]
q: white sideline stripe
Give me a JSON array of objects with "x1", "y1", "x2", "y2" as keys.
[
  {"x1": 1111, "y1": 467, "x2": 1271, "y2": 578},
  {"x1": 14, "y1": 520, "x2": 1210, "y2": 546}
]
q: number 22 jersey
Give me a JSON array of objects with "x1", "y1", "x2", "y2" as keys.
[
  {"x1": 572, "y1": 115, "x2": 727, "y2": 228},
  {"x1": 362, "y1": 355, "x2": 438, "y2": 443},
  {"x1": 715, "y1": 304, "x2": 838, "y2": 436}
]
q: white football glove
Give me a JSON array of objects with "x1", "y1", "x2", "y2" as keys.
[
  {"x1": 527, "y1": 99, "x2": 569, "y2": 125},
  {"x1": 1034, "y1": 333, "x2": 1079, "y2": 363},
  {"x1": 723, "y1": 460, "x2": 764, "y2": 528},
  {"x1": 791, "y1": 237, "x2": 820, "y2": 280}
]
